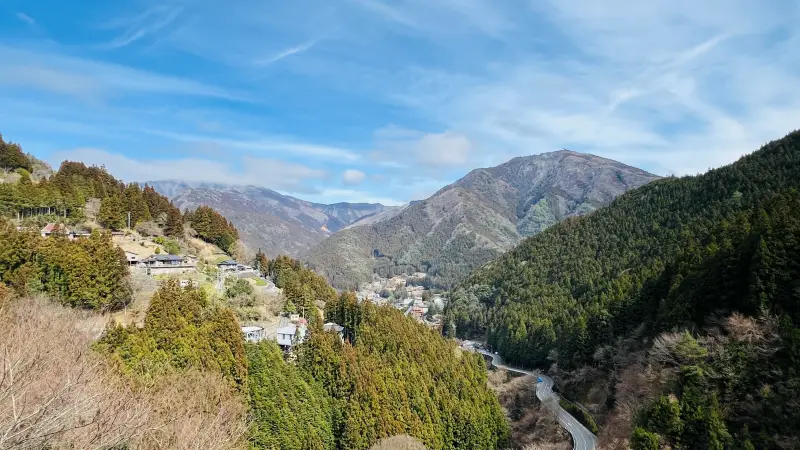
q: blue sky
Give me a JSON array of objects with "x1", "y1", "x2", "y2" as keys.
[{"x1": 0, "y1": 0, "x2": 798, "y2": 205}]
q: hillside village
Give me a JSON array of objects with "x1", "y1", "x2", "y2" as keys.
[
  {"x1": 356, "y1": 273, "x2": 445, "y2": 330},
  {"x1": 32, "y1": 221, "x2": 310, "y2": 346}
]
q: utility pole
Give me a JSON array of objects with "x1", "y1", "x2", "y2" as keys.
[{"x1": 127, "y1": 211, "x2": 131, "y2": 229}]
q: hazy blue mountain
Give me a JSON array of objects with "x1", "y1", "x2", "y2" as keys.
[{"x1": 146, "y1": 180, "x2": 388, "y2": 258}]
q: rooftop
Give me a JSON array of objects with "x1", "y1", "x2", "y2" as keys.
[
  {"x1": 41, "y1": 223, "x2": 70, "y2": 234},
  {"x1": 323, "y1": 322, "x2": 344, "y2": 333},
  {"x1": 142, "y1": 254, "x2": 185, "y2": 262}
]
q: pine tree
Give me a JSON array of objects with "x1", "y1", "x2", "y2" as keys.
[
  {"x1": 123, "y1": 183, "x2": 151, "y2": 226},
  {"x1": 164, "y1": 206, "x2": 183, "y2": 237},
  {"x1": 98, "y1": 195, "x2": 125, "y2": 230}
]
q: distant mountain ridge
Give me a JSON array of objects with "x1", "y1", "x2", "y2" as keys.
[
  {"x1": 304, "y1": 150, "x2": 660, "y2": 288},
  {"x1": 146, "y1": 180, "x2": 389, "y2": 258}
]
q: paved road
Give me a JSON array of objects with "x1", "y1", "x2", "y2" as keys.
[{"x1": 478, "y1": 350, "x2": 597, "y2": 450}]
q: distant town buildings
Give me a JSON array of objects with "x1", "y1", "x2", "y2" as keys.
[{"x1": 355, "y1": 273, "x2": 443, "y2": 330}]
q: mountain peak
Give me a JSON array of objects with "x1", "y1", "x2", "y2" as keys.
[{"x1": 304, "y1": 152, "x2": 659, "y2": 289}]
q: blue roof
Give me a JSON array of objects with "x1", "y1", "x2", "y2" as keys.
[{"x1": 218, "y1": 259, "x2": 239, "y2": 266}]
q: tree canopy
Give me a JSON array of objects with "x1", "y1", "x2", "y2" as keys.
[
  {"x1": 0, "y1": 221, "x2": 131, "y2": 310},
  {"x1": 97, "y1": 279, "x2": 247, "y2": 387},
  {"x1": 187, "y1": 205, "x2": 240, "y2": 251},
  {"x1": 0, "y1": 133, "x2": 31, "y2": 172}
]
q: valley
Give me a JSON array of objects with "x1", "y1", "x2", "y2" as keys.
[{"x1": 3, "y1": 127, "x2": 800, "y2": 449}]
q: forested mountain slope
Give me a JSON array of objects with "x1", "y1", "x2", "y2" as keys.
[
  {"x1": 149, "y1": 181, "x2": 388, "y2": 257},
  {"x1": 306, "y1": 151, "x2": 658, "y2": 288},
  {"x1": 448, "y1": 129, "x2": 800, "y2": 449}
]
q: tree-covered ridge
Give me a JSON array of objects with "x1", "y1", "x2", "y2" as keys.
[
  {"x1": 280, "y1": 293, "x2": 510, "y2": 450},
  {"x1": 0, "y1": 220, "x2": 131, "y2": 310},
  {"x1": 0, "y1": 132, "x2": 237, "y2": 241},
  {"x1": 447, "y1": 129, "x2": 800, "y2": 448},
  {"x1": 0, "y1": 159, "x2": 183, "y2": 233}
]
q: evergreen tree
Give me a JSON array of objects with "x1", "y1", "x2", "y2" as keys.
[
  {"x1": 97, "y1": 279, "x2": 247, "y2": 387},
  {"x1": 247, "y1": 341, "x2": 335, "y2": 450},
  {"x1": 164, "y1": 206, "x2": 184, "y2": 237},
  {"x1": 98, "y1": 195, "x2": 125, "y2": 230},
  {"x1": 123, "y1": 183, "x2": 151, "y2": 226},
  {"x1": 0, "y1": 134, "x2": 32, "y2": 171},
  {"x1": 253, "y1": 248, "x2": 269, "y2": 277}
]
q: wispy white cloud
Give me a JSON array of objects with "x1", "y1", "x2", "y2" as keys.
[
  {"x1": 144, "y1": 129, "x2": 361, "y2": 162},
  {"x1": 16, "y1": 12, "x2": 35, "y2": 25},
  {"x1": 0, "y1": 45, "x2": 246, "y2": 102},
  {"x1": 2, "y1": 0, "x2": 799, "y2": 204},
  {"x1": 349, "y1": 0, "x2": 514, "y2": 37},
  {"x1": 105, "y1": 5, "x2": 184, "y2": 49},
  {"x1": 363, "y1": 0, "x2": 800, "y2": 175},
  {"x1": 349, "y1": 0, "x2": 418, "y2": 28},
  {"x1": 371, "y1": 126, "x2": 474, "y2": 169},
  {"x1": 255, "y1": 40, "x2": 317, "y2": 67}
]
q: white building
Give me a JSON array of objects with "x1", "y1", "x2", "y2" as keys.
[
  {"x1": 241, "y1": 326, "x2": 266, "y2": 342},
  {"x1": 276, "y1": 324, "x2": 306, "y2": 347},
  {"x1": 124, "y1": 251, "x2": 139, "y2": 265},
  {"x1": 323, "y1": 322, "x2": 345, "y2": 342}
]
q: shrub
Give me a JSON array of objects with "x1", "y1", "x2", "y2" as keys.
[{"x1": 631, "y1": 427, "x2": 660, "y2": 450}]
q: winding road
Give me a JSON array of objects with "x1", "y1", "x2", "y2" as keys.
[{"x1": 478, "y1": 350, "x2": 598, "y2": 450}]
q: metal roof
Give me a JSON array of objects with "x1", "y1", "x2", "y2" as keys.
[{"x1": 142, "y1": 254, "x2": 185, "y2": 262}]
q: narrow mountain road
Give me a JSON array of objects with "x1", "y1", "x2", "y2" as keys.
[{"x1": 478, "y1": 350, "x2": 598, "y2": 450}]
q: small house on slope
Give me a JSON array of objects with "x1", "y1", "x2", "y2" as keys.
[
  {"x1": 217, "y1": 260, "x2": 239, "y2": 272},
  {"x1": 323, "y1": 322, "x2": 345, "y2": 342},
  {"x1": 139, "y1": 254, "x2": 196, "y2": 276},
  {"x1": 276, "y1": 324, "x2": 307, "y2": 348},
  {"x1": 241, "y1": 326, "x2": 266, "y2": 343}
]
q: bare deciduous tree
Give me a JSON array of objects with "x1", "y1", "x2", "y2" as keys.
[{"x1": 0, "y1": 298, "x2": 248, "y2": 449}]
